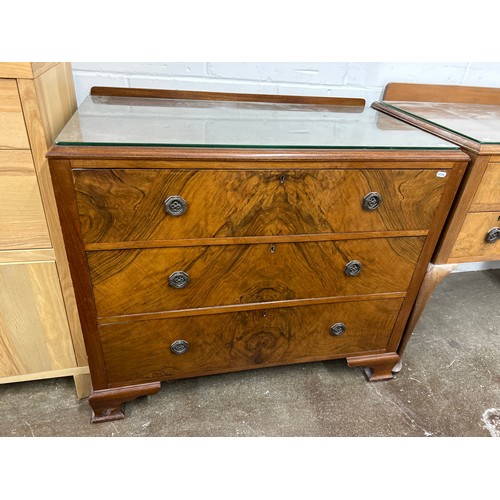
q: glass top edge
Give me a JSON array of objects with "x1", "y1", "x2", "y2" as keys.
[
  {"x1": 54, "y1": 141, "x2": 459, "y2": 150},
  {"x1": 382, "y1": 100, "x2": 500, "y2": 145}
]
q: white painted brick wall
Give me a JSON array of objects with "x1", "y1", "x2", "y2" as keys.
[
  {"x1": 71, "y1": 62, "x2": 500, "y2": 106},
  {"x1": 70, "y1": 62, "x2": 500, "y2": 272}
]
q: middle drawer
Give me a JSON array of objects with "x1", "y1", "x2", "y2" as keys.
[{"x1": 88, "y1": 237, "x2": 425, "y2": 318}]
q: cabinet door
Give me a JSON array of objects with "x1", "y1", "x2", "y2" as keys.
[
  {"x1": 0, "y1": 260, "x2": 77, "y2": 377},
  {"x1": 0, "y1": 150, "x2": 51, "y2": 250}
]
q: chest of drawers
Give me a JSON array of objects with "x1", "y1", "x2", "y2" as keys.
[
  {"x1": 47, "y1": 87, "x2": 469, "y2": 422},
  {"x1": 373, "y1": 83, "x2": 500, "y2": 356}
]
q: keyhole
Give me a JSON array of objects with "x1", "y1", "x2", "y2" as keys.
[
  {"x1": 270, "y1": 244, "x2": 276, "y2": 253},
  {"x1": 280, "y1": 174, "x2": 286, "y2": 184}
]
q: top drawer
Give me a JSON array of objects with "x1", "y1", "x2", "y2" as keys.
[
  {"x1": 0, "y1": 80, "x2": 30, "y2": 149},
  {"x1": 470, "y1": 162, "x2": 500, "y2": 212},
  {"x1": 74, "y1": 166, "x2": 450, "y2": 243}
]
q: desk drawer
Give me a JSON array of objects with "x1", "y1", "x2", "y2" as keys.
[
  {"x1": 470, "y1": 162, "x2": 500, "y2": 212},
  {"x1": 89, "y1": 237, "x2": 424, "y2": 318},
  {"x1": 99, "y1": 298, "x2": 403, "y2": 385},
  {"x1": 74, "y1": 168, "x2": 448, "y2": 243},
  {"x1": 449, "y1": 212, "x2": 500, "y2": 262},
  {"x1": 0, "y1": 80, "x2": 30, "y2": 150}
]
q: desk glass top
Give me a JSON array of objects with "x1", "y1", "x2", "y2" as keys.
[
  {"x1": 382, "y1": 101, "x2": 500, "y2": 145},
  {"x1": 55, "y1": 94, "x2": 458, "y2": 149}
]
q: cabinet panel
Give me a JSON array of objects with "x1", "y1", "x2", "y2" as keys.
[
  {"x1": 0, "y1": 260, "x2": 76, "y2": 377},
  {"x1": 0, "y1": 79, "x2": 30, "y2": 149},
  {"x1": 0, "y1": 150, "x2": 51, "y2": 250}
]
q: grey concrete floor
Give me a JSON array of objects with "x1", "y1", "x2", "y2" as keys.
[{"x1": 1, "y1": 269, "x2": 499, "y2": 437}]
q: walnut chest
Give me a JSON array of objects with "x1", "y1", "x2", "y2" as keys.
[{"x1": 47, "y1": 87, "x2": 469, "y2": 422}]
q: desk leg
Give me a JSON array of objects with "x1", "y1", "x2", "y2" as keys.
[
  {"x1": 397, "y1": 263, "x2": 457, "y2": 361},
  {"x1": 88, "y1": 382, "x2": 161, "y2": 423},
  {"x1": 347, "y1": 353, "x2": 400, "y2": 381}
]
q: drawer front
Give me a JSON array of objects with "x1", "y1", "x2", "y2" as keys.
[
  {"x1": 89, "y1": 237, "x2": 424, "y2": 318},
  {"x1": 449, "y1": 212, "x2": 500, "y2": 262},
  {"x1": 0, "y1": 150, "x2": 51, "y2": 250},
  {"x1": 470, "y1": 162, "x2": 500, "y2": 212},
  {"x1": 0, "y1": 80, "x2": 30, "y2": 149},
  {"x1": 99, "y1": 298, "x2": 403, "y2": 384},
  {"x1": 74, "y1": 168, "x2": 449, "y2": 243}
]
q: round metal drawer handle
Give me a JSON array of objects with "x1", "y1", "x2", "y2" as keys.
[
  {"x1": 485, "y1": 227, "x2": 500, "y2": 244},
  {"x1": 330, "y1": 322, "x2": 346, "y2": 336},
  {"x1": 168, "y1": 271, "x2": 190, "y2": 289},
  {"x1": 344, "y1": 260, "x2": 363, "y2": 277},
  {"x1": 171, "y1": 340, "x2": 189, "y2": 355},
  {"x1": 164, "y1": 195, "x2": 187, "y2": 216},
  {"x1": 362, "y1": 192, "x2": 382, "y2": 211}
]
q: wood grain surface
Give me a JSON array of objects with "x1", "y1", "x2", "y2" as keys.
[
  {"x1": 74, "y1": 168, "x2": 449, "y2": 243},
  {"x1": 49, "y1": 159, "x2": 108, "y2": 390},
  {"x1": 470, "y1": 162, "x2": 500, "y2": 212},
  {"x1": 88, "y1": 237, "x2": 424, "y2": 318},
  {"x1": 383, "y1": 82, "x2": 500, "y2": 105},
  {"x1": 432, "y1": 153, "x2": 490, "y2": 264},
  {"x1": 99, "y1": 298, "x2": 403, "y2": 385},
  {"x1": 0, "y1": 260, "x2": 77, "y2": 377},
  {"x1": 0, "y1": 150, "x2": 51, "y2": 250},
  {"x1": 448, "y1": 212, "x2": 500, "y2": 262},
  {"x1": 90, "y1": 86, "x2": 366, "y2": 107},
  {"x1": 0, "y1": 79, "x2": 30, "y2": 149},
  {"x1": 18, "y1": 65, "x2": 89, "y2": 381},
  {"x1": 0, "y1": 62, "x2": 59, "y2": 79}
]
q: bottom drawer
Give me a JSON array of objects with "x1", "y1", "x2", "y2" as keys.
[
  {"x1": 449, "y1": 212, "x2": 500, "y2": 262},
  {"x1": 100, "y1": 298, "x2": 403, "y2": 385}
]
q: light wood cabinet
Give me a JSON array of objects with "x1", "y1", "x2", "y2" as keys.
[{"x1": 0, "y1": 62, "x2": 90, "y2": 397}]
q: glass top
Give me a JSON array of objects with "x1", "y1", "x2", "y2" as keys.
[
  {"x1": 55, "y1": 95, "x2": 458, "y2": 149},
  {"x1": 382, "y1": 101, "x2": 500, "y2": 144}
]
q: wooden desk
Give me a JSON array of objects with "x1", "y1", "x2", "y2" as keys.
[{"x1": 373, "y1": 83, "x2": 500, "y2": 358}]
